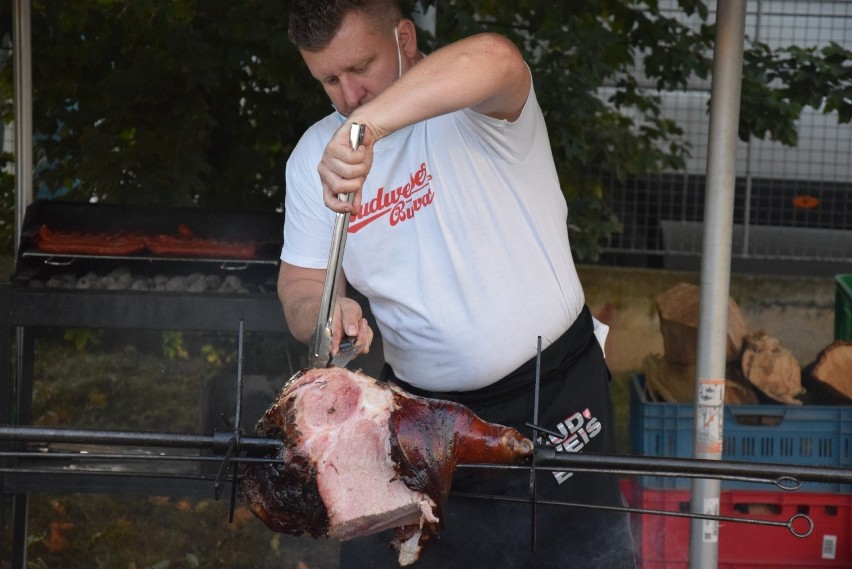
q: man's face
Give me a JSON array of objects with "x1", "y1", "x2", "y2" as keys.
[{"x1": 301, "y1": 11, "x2": 400, "y2": 117}]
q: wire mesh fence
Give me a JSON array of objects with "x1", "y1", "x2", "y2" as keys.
[{"x1": 599, "y1": 0, "x2": 852, "y2": 272}]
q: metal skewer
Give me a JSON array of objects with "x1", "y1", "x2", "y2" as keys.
[
  {"x1": 6, "y1": 429, "x2": 850, "y2": 489},
  {"x1": 528, "y1": 336, "x2": 542, "y2": 552},
  {"x1": 3, "y1": 324, "x2": 852, "y2": 542},
  {"x1": 307, "y1": 123, "x2": 365, "y2": 368},
  {"x1": 452, "y1": 490, "x2": 815, "y2": 539}
]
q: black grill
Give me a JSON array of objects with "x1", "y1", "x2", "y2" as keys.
[
  {"x1": 15, "y1": 200, "x2": 283, "y2": 287},
  {"x1": 1, "y1": 200, "x2": 297, "y2": 567},
  {"x1": 2, "y1": 199, "x2": 293, "y2": 463}
]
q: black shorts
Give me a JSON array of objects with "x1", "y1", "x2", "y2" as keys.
[{"x1": 340, "y1": 306, "x2": 636, "y2": 569}]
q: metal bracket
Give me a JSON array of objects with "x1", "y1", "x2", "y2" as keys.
[{"x1": 213, "y1": 320, "x2": 246, "y2": 524}]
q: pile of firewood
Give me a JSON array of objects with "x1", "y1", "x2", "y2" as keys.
[{"x1": 642, "y1": 282, "x2": 852, "y2": 406}]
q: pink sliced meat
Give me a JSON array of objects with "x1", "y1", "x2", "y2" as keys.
[{"x1": 239, "y1": 367, "x2": 533, "y2": 566}]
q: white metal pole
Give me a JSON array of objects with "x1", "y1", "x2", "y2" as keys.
[
  {"x1": 13, "y1": 0, "x2": 33, "y2": 258},
  {"x1": 689, "y1": 2, "x2": 747, "y2": 568},
  {"x1": 11, "y1": 6, "x2": 34, "y2": 567}
]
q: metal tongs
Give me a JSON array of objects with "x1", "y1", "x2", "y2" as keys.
[{"x1": 307, "y1": 123, "x2": 365, "y2": 368}]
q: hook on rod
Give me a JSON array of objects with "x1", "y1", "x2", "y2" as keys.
[
  {"x1": 775, "y1": 475, "x2": 801, "y2": 491},
  {"x1": 787, "y1": 513, "x2": 814, "y2": 538}
]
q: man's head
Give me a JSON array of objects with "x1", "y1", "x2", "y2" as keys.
[
  {"x1": 289, "y1": 0, "x2": 417, "y2": 117},
  {"x1": 289, "y1": 0, "x2": 403, "y2": 51}
]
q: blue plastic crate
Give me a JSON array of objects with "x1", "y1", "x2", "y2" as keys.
[{"x1": 629, "y1": 374, "x2": 852, "y2": 491}]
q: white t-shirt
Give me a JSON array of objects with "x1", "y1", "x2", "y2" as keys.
[{"x1": 282, "y1": 83, "x2": 585, "y2": 391}]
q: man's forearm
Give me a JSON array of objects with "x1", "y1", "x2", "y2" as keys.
[
  {"x1": 353, "y1": 33, "x2": 530, "y2": 140},
  {"x1": 278, "y1": 281, "x2": 325, "y2": 345},
  {"x1": 281, "y1": 297, "x2": 321, "y2": 345},
  {"x1": 277, "y1": 263, "x2": 327, "y2": 344}
]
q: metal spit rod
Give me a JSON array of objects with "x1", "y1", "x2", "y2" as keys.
[
  {"x1": 3, "y1": 435, "x2": 850, "y2": 491},
  {"x1": 3, "y1": 427, "x2": 842, "y2": 541},
  {"x1": 3, "y1": 433, "x2": 849, "y2": 480},
  {"x1": 0, "y1": 440, "x2": 836, "y2": 540},
  {"x1": 452, "y1": 490, "x2": 814, "y2": 539},
  {"x1": 4, "y1": 323, "x2": 852, "y2": 540},
  {"x1": 0, "y1": 425, "x2": 278, "y2": 453}
]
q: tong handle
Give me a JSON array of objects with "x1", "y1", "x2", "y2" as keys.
[
  {"x1": 307, "y1": 123, "x2": 365, "y2": 368},
  {"x1": 349, "y1": 122, "x2": 365, "y2": 153}
]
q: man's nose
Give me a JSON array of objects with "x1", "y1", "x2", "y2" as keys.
[{"x1": 339, "y1": 77, "x2": 364, "y2": 110}]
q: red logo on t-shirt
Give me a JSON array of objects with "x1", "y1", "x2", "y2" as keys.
[{"x1": 349, "y1": 162, "x2": 435, "y2": 233}]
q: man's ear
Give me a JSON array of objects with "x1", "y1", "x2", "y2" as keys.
[{"x1": 397, "y1": 18, "x2": 419, "y2": 60}]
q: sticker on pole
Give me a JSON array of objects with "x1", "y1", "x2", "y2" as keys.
[
  {"x1": 696, "y1": 378, "x2": 725, "y2": 456},
  {"x1": 702, "y1": 497, "x2": 720, "y2": 543}
]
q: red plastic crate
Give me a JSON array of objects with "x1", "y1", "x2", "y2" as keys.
[{"x1": 625, "y1": 484, "x2": 852, "y2": 568}]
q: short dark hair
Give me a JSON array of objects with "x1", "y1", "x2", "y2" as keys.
[{"x1": 289, "y1": 0, "x2": 403, "y2": 51}]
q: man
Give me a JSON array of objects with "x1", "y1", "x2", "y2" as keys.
[{"x1": 279, "y1": 1, "x2": 636, "y2": 567}]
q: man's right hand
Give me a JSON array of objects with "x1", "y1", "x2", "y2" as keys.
[{"x1": 317, "y1": 120, "x2": 374, "y2": 215}]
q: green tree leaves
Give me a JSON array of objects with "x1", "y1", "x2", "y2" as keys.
[{"x1": 0, "y1": 1, "x2": 849, "y2": 260}]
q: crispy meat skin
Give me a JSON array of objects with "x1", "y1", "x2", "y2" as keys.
[
  {"x1": 239, "y1": 367, "x2": 533, "y2": 566},
  {"x1": 240, "y1": 395, "x2": 330, "y2": 537},
  {"x1": 388, "y1": 388, "x2": 535, "y2": 527}
]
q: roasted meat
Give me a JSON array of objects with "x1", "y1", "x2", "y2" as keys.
[
  {"x1": 239, "y1": 367, "x2": 534, "y2": 566},
  {"x1": 35, "y1": 223, "x2": 257, "y2": 259}
]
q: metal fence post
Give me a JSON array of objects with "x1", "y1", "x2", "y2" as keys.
[{"x1": 690, "y1": 1, "x2": 747, "y2": 568}]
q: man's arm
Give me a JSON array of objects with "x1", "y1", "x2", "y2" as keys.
[
  {"x1": 360, "y1": 32, "x2": 532, "y2": 135},
  {"x1": 320, "y1": 32, "x2": 531, "y2": 214},
  {"x1": 277, "y1": 261, "x2": 373, "y2": 354}
]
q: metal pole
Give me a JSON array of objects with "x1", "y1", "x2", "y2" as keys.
[
  {"x1": 8, "y1": 9, "x2": 33, "y2": 551},
  {"x1": 690, "y1": 2, "x2": 747, "y2": 568},
  {"x1": 741, "y1": 0, "x2": 762, "y2": 258},
  {"x1": 13, "y1": 0, "x2": 33, "y2": 257}
]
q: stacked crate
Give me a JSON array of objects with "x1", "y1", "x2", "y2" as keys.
[{"x1": 627, "y1": 373, "x2": 852, "y2": 568}]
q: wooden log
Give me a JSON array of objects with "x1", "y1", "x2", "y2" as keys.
[
  {"x1": 722, "y1": 363, "x2": 761, "y2": 405},
  {"x1": 805, "y1": 341, "x2": 852, "y2": 404},
  {"x1": 655, "y1": 282, "x2": 749, "y2": 365},
  {"x1": 642, "y1": 354, "x2": 694, "y2": 403},
  {"x1": 741, "y1": 331, "x2": 803, "y2": 405},
  {"x1": 642, "y1": 353, "x2": 758, "y2": 404}
]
